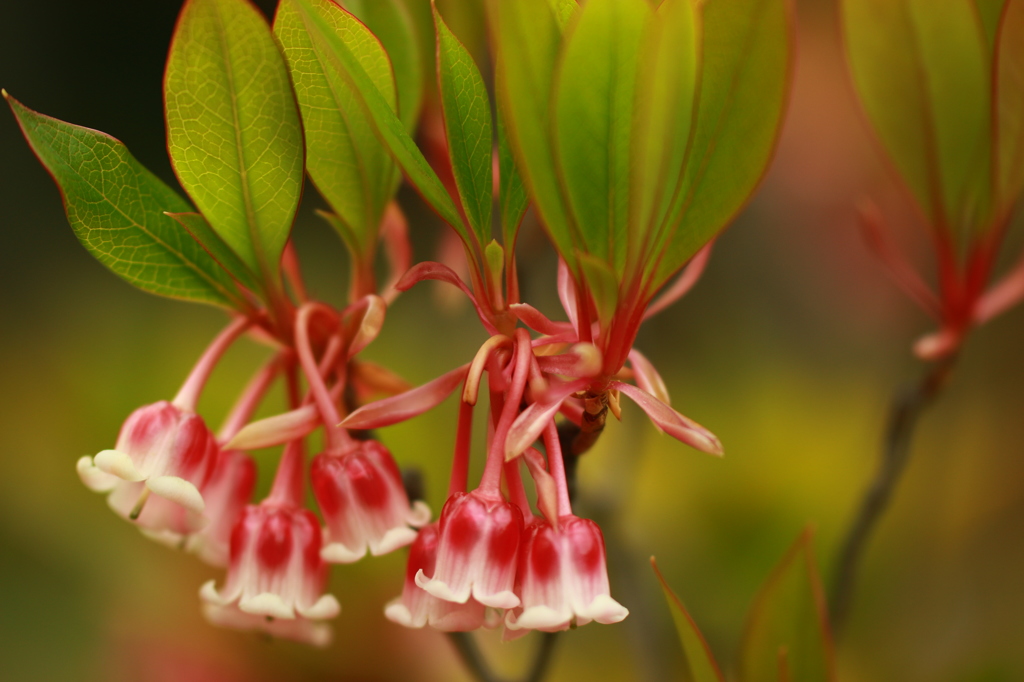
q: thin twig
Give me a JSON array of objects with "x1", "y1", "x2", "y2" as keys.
[
  {"x1": 447, "y1": 631, "x2": 559, "y2": 682},
  {"x1": 830, "y1": 355, "x2": 956, "y2": 637}
]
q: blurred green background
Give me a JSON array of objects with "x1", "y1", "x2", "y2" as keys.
[{"x1": 2, "y1": 1, "x2": 1023, "y2": 680}]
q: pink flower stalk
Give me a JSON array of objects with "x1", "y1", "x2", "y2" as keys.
[
  {"x1": 77, "y1": 401, "x2": 219, "y2": 537},
  {"x1": 186, "y1": 449, "x2": 257, "y2": 567},
  {"x1": 505, "y1": 516, "x2": 627, "y2": 634},
  {"x1": 385, "y1": 522, "x2": 496, "y2": 631},
  {"x1": 311, "y1": 439, "x2": 431, "y2": 563},
  {"x1": 415, "y1": 490, "x2": 523, "y2": 610},
  {"x1": 76, "y1": 317, "x2": 253, "y2": 537},
  {"x1": 201, "y1": 442, "x2": 340, "y2": 647}
]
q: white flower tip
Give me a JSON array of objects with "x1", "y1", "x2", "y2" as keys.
[
  {"x1": 408, "y1": 500, "x2": 432, "y2": 527},
  {"x1": 583, "y1": 594, "x2": 629, "y2": 624},
  {"x1": 371, "y1": 527, "x2": 419, "y2": 557},
  {"x1": 139, "y1": 527, "x2": 186, "y2": 549},
  {"x1": 146, "y1": 475, "x2": 205, "y2": 514},
  {"x1": 384, "y1": 599, "x2": 419, "y2": 628},
  {"x1": 472, "y1": 587, "x2": 520, "y2": 610},
  {"x1": 298, "y1": 594, "x2": 341, "y2": 620},
  {"x1": 240, "y1": 593, "x2": 294, "y2": 620},
  {"x1": 507, "y1": 605, "x2": 567, "y2": 631},
  {"x1": 415, "y1": 570, "x2": 470, "y2": 604},
  {"x1": 76, "y1": 455, "x2": 118, "y2": 492},
  {"x1": 305, "y1": 623, "x2": 334, "y2": 648},
  {"x1": 93, "y1": 449, "x2": 145, "y2": 482},
  {"x1": 321, "y1": 541, "x2": 366, "y2": 564},
  {"x1": 199, "y1": 579, "x2": 230, "y2": 606}
]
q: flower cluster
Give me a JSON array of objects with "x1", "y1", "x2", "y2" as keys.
[{"x1": 15, "y1": 0, "x2": 792, "y2": 653}]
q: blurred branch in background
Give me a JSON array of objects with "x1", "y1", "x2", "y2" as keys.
[{"x1": 830, "y1": 355, "x2": 957, "y2": 637}]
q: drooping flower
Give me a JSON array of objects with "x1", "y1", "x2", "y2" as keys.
[
  {"x1": 186, "y1": 449, "x2": 257, "y2": 567},
  {"x1": 77, "y1": 401, "x2": 219, "y2": 537},
  {"x1": 505, "y1": 515, "x2": 627, "y2": 634},
  {"x1": 384, "y1": 522, "x2": 496, "y2": 631},
  {"x1": 415, "y1": 489, "x2": 524, "y2": 610},
  {"x1": 311, "y1": 438, "x2": 431, "y2": 563},
  {"x1": 201, "y1": 442, "x2": 340, "y2": 647}
]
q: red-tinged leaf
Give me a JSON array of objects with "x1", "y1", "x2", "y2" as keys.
[
  {"x1": 275, "y1": 0, "x2": 398, "y2": 261},
  {"x1": 165, "y1": 0, "x2": 303, "y2": 285},
  {"x1": 510, "y1": 303, "x2": 573, "y2": 336},
  {"x1": 433, "y1": 2, "x2": 493, "y2": 248},
  {"x1": 379, "y1": 201, "x2": 412, "y2": 305},
  {"x1": 843, "y1": 0, "x2": 991, "y2": 236},
  {"x1": 651, "y1": 558, "x2": 726, "y2": 682},
  {"x1": 463, "y1": 334, "x2": 514, "y2": 406},
  {"x1": 654, "y1": 0, "x2": 793, "y2": 289},
  {"x1": 644, "y1": 241, "x2": 714, "y2": 321},
  {"x1": 738, "y1": 528, "x2": 836, "y2": 682},
  {"x1": 397, "y1": 261, "x2": 498, "y2": 334},
  {"x1": 535, "y1": 344, "x2": 602, "y2": 379},
  {"x1": 340, "y1": 363, "x2": 470, "y2": 430},
  {"x1": 505, "y1": 379, "x2": 588, "y2": 461},
  {"x1": 557, "y1": 257, "x2": 580, "y2": 335},
  {"x1": 996, "y1": 0, "x2": 1024, "y2": 216},
  {"x1": 611, "y1": 381, "x2": 723, "y2": 456},
  {"x1": 554, "y1": 0, "x2": 650, "y2": 274},
  {"x1": 284, "y1": 0, "x2": 475, "y2": 257},
  {"x1": 224, "y1": 404, "x2": 320, "y2": 450},
  {"x1": 3, "y1": 92, "x2": 245, "y2": 310},
  {"x1": 167, "y1": 211, "x2": 262, "y2": 297},
  {"x1": 628, "y1": 349, "x2": 670, "y2": 406},
  {"x1": 577, "y1": 252, "x2": 620, "y2": 335},
  {"x1": 343, "y1": 294, "x2": 386, "y2": 358},
  {"x1": 489, "y1": 0, "x2": 578, "y2": 271}
]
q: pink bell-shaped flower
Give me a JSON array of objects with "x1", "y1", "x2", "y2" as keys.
[
  {"x1": 186, "y1": 449, "x2": 257, "y2": 567},
  {"x1": 505, "y1": 516, "x2": 628, "y2": 633},
  {"x1": 311, "y1": 439, "x2": 430, "y2": 563},
  {"x1": 385, "y1": 522, "x2": 495, "y2": 631},
  {"x1": 77, "y1": 401, "x2": 219, "y2": 536},
  {"x1": 414, "y1": 490, "x2": 523, "y2": 610},
  {"x1": 200, "y1": 443, "x2": 340, "y2": 647}
]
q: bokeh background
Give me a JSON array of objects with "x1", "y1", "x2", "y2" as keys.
[{"x1": 2, "y1": 0, "x2": 1023, "y2": 680}]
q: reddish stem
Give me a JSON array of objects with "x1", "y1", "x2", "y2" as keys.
[
  {"x1": 480, "y1": 329, "x2": 532, "y2": 492},
  {"x1": 218, "y1": 354, "x2": 284, "y2": 442},
  {"x1": 295, "y1": 303, "x2": 354, "y2": 454},
  {"x1": 504, "y1": 459, "x2": 533, "y2": 524},
  {"x1": 544, "y1": 421, "x2": 572, "y2": 517},
  {"x1": 173, "y1": 316, "x2": 252, "y2": 412},
  {"x1": 449, "y1": 397, "x2": 475, "y2": 497},
  {"x1": 267, "y1": 440, "x2": 305, "y2": 508}
]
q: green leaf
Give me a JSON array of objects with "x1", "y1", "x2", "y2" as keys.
[
  {"x1": 554, "y1": 0, "x2": 649, "y2": 275},
  {"x1": 434, "y1": 3, "x2": 493, "y2": 247},
  {"x1": 577, "y1": 252, "x2": 619, "y2": 333},
  {"x1": 489, "y1": 0, "x2": 576, "y2": 271},
  {"x1": 5, "y1": 92, "x2": 244, "y2": 309},
  {"x1": 843, "y1": 0, "x2": 991, "y2": 240},
  {"x1": 316, "y1": 209, "x2": 364, "y2": 268},
  {"x1": 548, "y1": 0, "x2": 579, "y2": 29},
  {"x1": 651, "y1": 558, "x2": 725, "y2": 682},
  {"x1": 631, "y1": 0, "x2": 698, "y2": 278},
  {"x1": 165, "y1": 0, "x2": 303, "y2": 286},
  {"x1": 166, "y1": 211, "x2": 261, "y2": 294},
  {"x1": 655, "y1": 0, "x2": 792, "y2": 290},
  {"x1": 274, "y1": 0, "x2": 397, "y2": 260},
  {"x1": 284, "y1": 0, "x2": 476, "y2": 256},
  {"x1": 738, "y1": 528, "x2": 836, "y2": 682},
  {"x1": 497, "y1": 105, "x2": 528, "y2": 253},
  {"x1": 976, "y1": 0, "x2": 1009, "y2": 53},
  {"x1": 996, "y1": 0, "x2": 1024, "y2": 216},
  {"x1": 345, "y1": 0, "x2": 425, "y2": 131}
]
